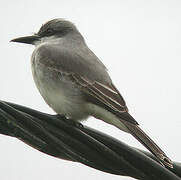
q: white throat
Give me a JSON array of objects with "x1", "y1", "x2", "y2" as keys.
[{"x1": 33, "y1": 36, "x2": 60, "y2": 46}]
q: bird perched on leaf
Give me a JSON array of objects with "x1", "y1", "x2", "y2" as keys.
[{"x1": 11, "y1": 18, "x2": 173, "y2": 168}]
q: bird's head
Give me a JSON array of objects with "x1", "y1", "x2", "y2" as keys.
[{"x1": 11, "y1": 18, "x2": 78, "y2": 45}]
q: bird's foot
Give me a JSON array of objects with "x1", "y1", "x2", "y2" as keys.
[
  {"x1": 56, "y1": 114, "x2": 84, "y2": 128},
  {"x1": 68, "y1": 119, "x2": 84, "y2": 128}
]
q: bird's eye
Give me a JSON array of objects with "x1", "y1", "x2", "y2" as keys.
[{"x1": 46, "y1": 28, "x2": 54, "y2": 35}]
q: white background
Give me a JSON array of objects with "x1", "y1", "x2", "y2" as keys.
[{"x1": 0, "y1": 0, "x2": 181, "y2": 180}]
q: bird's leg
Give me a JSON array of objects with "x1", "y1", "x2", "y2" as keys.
[{"x1": 55, "y1": 114, "x2": 84, "y2": 128}]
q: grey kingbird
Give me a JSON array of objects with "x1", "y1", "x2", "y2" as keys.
[{"x1": 11, "y1": 19, "x2": 173, "y2": 168}]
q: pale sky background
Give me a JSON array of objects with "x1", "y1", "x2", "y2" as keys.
[{"x1": 0, "y1": 0, "x2": 181, "y2": 180}]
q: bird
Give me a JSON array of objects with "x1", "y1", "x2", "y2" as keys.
[{"x1": 11, "y1": 18, "x2": 173, "y2": 168}]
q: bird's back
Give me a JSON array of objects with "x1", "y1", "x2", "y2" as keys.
[{"x1": 32, "y1": 32, "x2": 112, "y2": 84}]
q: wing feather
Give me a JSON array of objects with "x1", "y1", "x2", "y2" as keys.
[{"x1": 70, "y1": 74, "x2": 138, "y2": 125}]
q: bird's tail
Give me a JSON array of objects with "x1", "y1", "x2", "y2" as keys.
[{"x1": 120, "y1": 120, "x2": 173, "y2": 168}]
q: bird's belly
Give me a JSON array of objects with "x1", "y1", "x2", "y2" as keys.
[
  {"x1": 42, "y1": 87, "x2": 88, "y2": 120},
  {"x1": 31, "y1": 64, "x2": 89, "y2": 121}
]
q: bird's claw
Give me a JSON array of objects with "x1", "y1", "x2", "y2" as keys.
[{"x1": 56, "y1": 114, "x2": 84, "y2": 128}]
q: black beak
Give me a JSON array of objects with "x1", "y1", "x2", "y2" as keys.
[{"x1": 10, "y1": 35, "x2": 40, "y2": 44}]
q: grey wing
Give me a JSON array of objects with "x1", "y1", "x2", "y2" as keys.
[
  {"x1": 34, "y1": 43, "x2": 138, "y2": 125},
  {"x1": 34, "y1": 44, "x2": 138, "y2": 125},
  {"x1": 69, "y1": 74, "x2": 138, "y2": 125}
]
